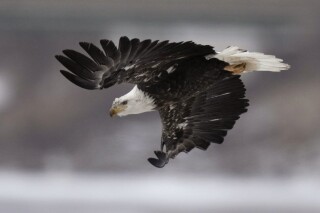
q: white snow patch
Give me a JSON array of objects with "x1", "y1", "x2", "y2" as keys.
[
  {"x1": 136, "y1": 74, "x2": 145, "y2": 77},
  {"x1": 166, "y1": 66, "x2": 176, "y2": 74},
  {"x1": 0, "y1": 172, "x2": 319, "y2": 212},
  {"x1": 169, "y1": 104, "x2": 175, "y2": 110},
  {"x1": 210, "y1": 118, "x2": 221, "y2": 122},
  {"x1": 177, "y1": 122, "x2": 188, "y2": 129},
  {"x1": 210, "y1": 92, "x2": 230, "y2": 98},
  {"x1": 124, "y1": 64, "x2": 135, "y2": 70},
  {"x1": 151, "y1": 63, "x2": 160, "y2": 68}
]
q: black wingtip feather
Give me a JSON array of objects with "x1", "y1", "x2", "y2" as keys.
[
  {"x1": 60, "y1": 70, "x2": 98, "y2": 90},
  {"x1": 100, "y1": 39, "x2": 120, "y2": 64},
  {"x1": 56, "y1": 54, "x2": 98, "y2": 80},
  {"x1": 55, "y1": 55, "x2": 61, "y2": 60},
  {"x1": 118, "y1": 36, "x2": 131, "y2": 65},
  {"x1": 62, "y1": 49, "x2": 99, "y2": 72},
  {"x1": 79, "y1": 42, "x2": 111, "y2": 66}
]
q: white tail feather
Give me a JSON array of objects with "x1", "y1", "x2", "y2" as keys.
[{"x1": 208, "y1": 46, "x2": 290, "y2": 73}]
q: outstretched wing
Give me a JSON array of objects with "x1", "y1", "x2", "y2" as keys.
[
  {"x1": 55, "y1": 37, "x2": 215, "y2": 90},
  {"x1": 148, "y1": 75, "x2": 249, "y2": 168}
]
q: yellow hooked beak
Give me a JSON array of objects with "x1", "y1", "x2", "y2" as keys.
[{"x1": 109, "y1": 106, "x2": 126, "y2": 117}]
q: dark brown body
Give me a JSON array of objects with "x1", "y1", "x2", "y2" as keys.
[{"x1": 139, "y1": 56, "x2": 230, "y2": 108}]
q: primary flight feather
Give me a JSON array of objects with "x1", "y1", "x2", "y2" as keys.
[{"x1": 55, "y1": 36, "x2": 289, "y2": 168}]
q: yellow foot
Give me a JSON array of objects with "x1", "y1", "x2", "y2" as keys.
[{"x1": 224, "y1": 63, "x2": 246, "y2": 74}]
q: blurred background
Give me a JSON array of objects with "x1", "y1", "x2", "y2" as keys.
[{"x1": 0, "y1": 0, "x2": 320, "y2": 212}]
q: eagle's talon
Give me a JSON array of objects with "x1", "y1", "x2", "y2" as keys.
[
  {"x1": 148, "y1": 158, "x2": 165, "y2": 168},
  {"x1": 148, "y1": 151, "x2": 168, "y2": 168},
  {"x1": 154, "y1": 150, "x2": 166, "y2": 160}
]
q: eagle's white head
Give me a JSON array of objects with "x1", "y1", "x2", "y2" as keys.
[{"x1": 109, "y1": 85, "x2": 156, "y2": 117}]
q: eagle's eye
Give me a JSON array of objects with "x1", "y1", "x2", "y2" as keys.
[{"x1": 122, "y1": 100, "x2": 128, "y2": 105}]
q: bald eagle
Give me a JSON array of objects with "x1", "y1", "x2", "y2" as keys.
[{"x1": 55, "y1": 37, "x2": 289, "y2": 168}]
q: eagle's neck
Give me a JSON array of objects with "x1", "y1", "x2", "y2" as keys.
[{"x1": 117, "y1": 85, "x2": 156, "y2": 116}]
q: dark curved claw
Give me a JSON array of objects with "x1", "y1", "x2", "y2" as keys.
[
  {"x1": 154, "y1": 150, "x2": 166, "y2": 160},
  {"x1": 147, "y1": 151, "x2": 168, "y2": 168}
]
